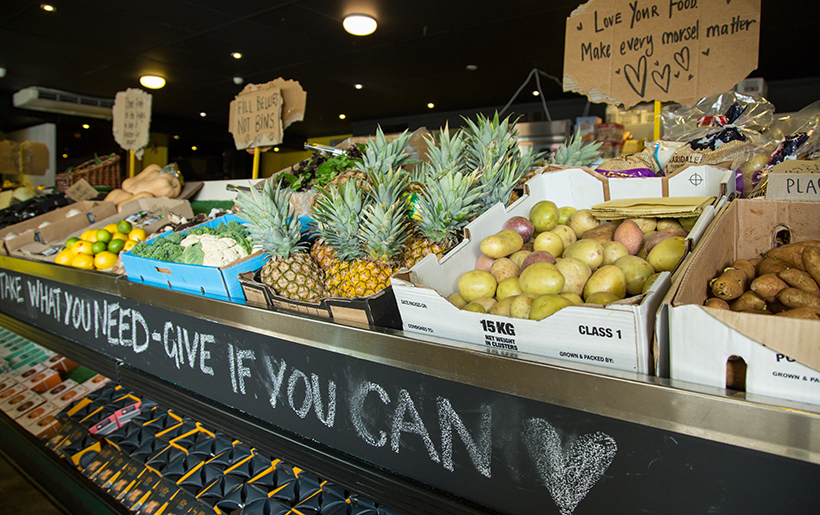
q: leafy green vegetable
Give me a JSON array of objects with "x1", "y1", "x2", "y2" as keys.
[
  {"x1": 126, "y1": 218, "x2": 252, "y2": 264},
  {"x1": 181, "y1": 242, "x2": 205, "y2": 265}
]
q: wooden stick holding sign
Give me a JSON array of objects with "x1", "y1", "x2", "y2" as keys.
[
  {"x1": 228, "y1": 78, "x2": 306, "y2": 178},
  {"x1": 112, "y1": 88, "x2": 152, "y2": 177}
]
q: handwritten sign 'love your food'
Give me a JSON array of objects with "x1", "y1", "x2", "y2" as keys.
[{"x1": 563, "y1": 0, "x2": 761, "y2": 108}]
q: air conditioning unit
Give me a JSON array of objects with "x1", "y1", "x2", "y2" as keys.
[{"x1": 13, "y1": 86, "x2": 114, "y2": 120}]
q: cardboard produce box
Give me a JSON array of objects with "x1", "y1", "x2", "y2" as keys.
[
  {"x1": 392, "y1": 169, "x2": 721, "y2": 375},
  {"x1": 12, "y1": 197, "x2": 193, "y2": 263},
  {"x1": 667, "y1": 199, "x2": 820, "y2": 408},
  {"x1": 0, "y1": 200, "x2": 118, "y2": 255},
  {"x1": 121, "y1": 213, "x2": 268, "y2": 302},
  {"x1": 239, "y1": 270, "x2": 403, "y2": 329}
]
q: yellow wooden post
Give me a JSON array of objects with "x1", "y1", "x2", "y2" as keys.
[
  {"x1": 252, "y1": 147, "x2": 260, "y2": 179},
  {"x1": 129, "y1": 149, "x2": 136, "y2": 178},
  {"x1": 653, "y1": 100, "x2": 662, "y2": 141}
]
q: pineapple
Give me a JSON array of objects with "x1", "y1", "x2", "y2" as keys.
[
  {"x1": 235, "y1": 180, "x2": 326, "y2": 303},
  {"x1": 518, "y1": 128, "x2": 603, "y2": 186}
]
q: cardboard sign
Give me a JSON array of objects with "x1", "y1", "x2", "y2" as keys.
[
  {"x1": 765, "y1": 160, "x2": 820, "y2": 201},
  {"x1": 228, "y1": 79, "x2": 306, "y2": 150},
  {"x1": 64, "y1": 178, "x2": 99, "y2": 202},
  {"x1": 563, "y1": 0, "x2": 761, "y2": 108},
  {"x1": 113, "y1": 88, "x2": 152, "y2": 150}
]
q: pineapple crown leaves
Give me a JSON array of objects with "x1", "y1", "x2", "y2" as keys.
[
  {"x1": 354, "y1": 126, "x2": 416, "y2": 177},
  {"x1": 423, "y1": 123, "x2": 467, "y2": 179},
  {"x1": 414, "y1": 170, "x2": 484, "y2": 245},
  {"x1": 550, "y1": 127, "x2": 603, "y2": 167},
  {"x1": 462, "y1": 112, "x2": 520, "y2": 170},
  {"x1": 311, "y1": 182, "x2": 365, "y2": 261},
  {"x1": 475, "y1": 155, "x2": 523, "y2": 211},
  {"x1": 366, "y1": 166, "x2": 409, "y2": 209},
  {"x1": 358, "y1": 199, "x2": 410, "y2": 263},
  {"x1": 234, "y1": 179, "x2": 306, "y2": 260}
]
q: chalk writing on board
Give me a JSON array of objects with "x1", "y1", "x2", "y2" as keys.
[{"x1": 524, "y1": 418, "x2": 617, "y2": 515}]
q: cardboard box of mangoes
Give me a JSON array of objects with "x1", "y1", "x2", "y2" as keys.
[
  {"x1": 666, "y1": 199, "x2": 820, "y2": 409},
  {"x1": 12, "y1": 197, "x2": 193, "y2": 266},
  {"x1": 392, "y1": 168, "x2": 727, "y2": 376}
]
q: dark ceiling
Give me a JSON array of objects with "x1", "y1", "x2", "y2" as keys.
[{"x1": 1, "y1": 0, "x2": 819, "y2": 143}]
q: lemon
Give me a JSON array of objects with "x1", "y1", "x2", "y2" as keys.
[
  {"x1": 107, "y1": 238, "x2": 125, "y2": 254},
  {"x1": 111, "y1": 232, "x2": 128, "y2": 241},
  {"x1": 94, "y1": 251, "x2": 118, "y2": 270},
  {"x1": 123, "y1": 239, "x2": 138, "y2": 251},
  {"x1": 104, "y1": 223, "x2": 119, "y2": 234},
  {"x1": 128, "y1": 227, "x2": 147, "y2": 242},
  {"x1": 55, "y1": 249, "x2": 74, "y2": 266},
  {"x1": 71, "y1": 253, "x2": 95, "y2": 270},
  {"x1": 95, "y1": 229, "x2": 112, "y2": 243},
  {"x1": 71, "y1": 240, "x2": 94, "y2": 255}
]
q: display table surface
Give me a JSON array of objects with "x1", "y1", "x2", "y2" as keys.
[{"x1": 1, "y1": 255, "x2": 819, "y2": 515}]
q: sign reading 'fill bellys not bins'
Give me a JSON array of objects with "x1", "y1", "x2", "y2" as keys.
[
  {"x1": 563, "y1": 0, "x2": 761, "y2": 108},
  {"x1": 228, "y1": 79, "x2": 306, "y2": 150}
]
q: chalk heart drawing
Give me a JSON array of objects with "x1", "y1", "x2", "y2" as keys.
[
  {"x1": 624, "y1": 55, "x2": 647, "y2": 97},
  {"x1": 523, "y1": 419, "x2": 617, "y2": 515},
  {"x1": 674, "y1": 47, "x2": 690, "y2": 71},
  {"x1": 652, "y1": 64, "x2": 671, "y2": 93}
]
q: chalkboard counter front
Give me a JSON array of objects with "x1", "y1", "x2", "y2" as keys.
[{"x1": 1, "y1": 254, "x2": 819, "y2": 515}]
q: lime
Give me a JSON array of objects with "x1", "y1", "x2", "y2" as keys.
[
  {"x1": 117, "y1": 220, "x2": 133, "y2": 234},
  {"x1": 95, "y1": 229, "x2": 112, "y2": 243},
  {"x1": 65, "y1": 237, "x2": 79, "y2": 249},
  {"x1": 91, "y1": 241, "x2": 107, "y2": 254},
  {"x1": 107, "y1": 238, "x2": 125, "y2": 254}
]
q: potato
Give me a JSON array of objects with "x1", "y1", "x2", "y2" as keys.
[
  {"x1": 467, "y1": 296, "x2": 497, "y2": 313},
  {"x1": 463, "y1": 302, "x2": 487, "y2": 313},
  {"x1": 644, "y1": 228, "x2": 687, "y2": 255},
  {"x1": 555, "y1": 257, "x2": 592, "y2": 296},
  {"x1": 656, "y1": 218, "x2": 683, "y2": 230},
  {"x1": 533, "y1": 231, "x2": 564, "y2": 258},
  {"x1": 642, "y1": 272, "x2": 662, "y2": 294},
  {"x1": 710, "y1": 268, "x2": 747, "y2": 300},
  {"x1": 563, "y1": 239, "x2": 604, "y2": 271},
  {"x1": 647, "y1": 236, "x2": 686, "y2": 273},
  {"x1": 602, "y1": 241, "x2": 629, "y2": 266},
  {"x1": 584, "y1": 265, "x2": 627, "y2": 300},
  {"x1": 584, "y1": 291, "x2": 621, "y2": 305},
  {"x1": 568, "y1": 209, "x2": 600, "y2": 238},
  {"x1": 508, "y1": 250, "x2": 532, "y2": 268},
  {"x1": 731, "y1": 259, "x2": 756, "y2": 284},
  {"x1": 490, "y1": 296, "x2": 516, "y2": 316},
  {"x1": 458, "y1": 270, "x2": 497, "y2": 302},
  {"x1": 559, "y1": 292, "x2": 583, "y2": 305},
  {"x1": 581, "y1": 222, "x2": 617, "y2": 246},
  {"x1": 475, "y1": 253, "x2": 496, "y2": 272},
  {"x1": 750, "y1": 273, "x2": 788, "y2": 303},
  {"x1": 557, "y1": 206, "x2": 577, "y2": 225},
  {"x1": 730, "y1": 290, "x2": 766, "y2": 312},
  {"x1": 447, "y1": 292, "x2": 468, "y2": 309},
  {"x1": 802, "y1": 245, "x2": 820, "y2": 286},
  {"x1": 480, "y1": 230, "x2": 524, "y2": 259},
  {"x1": 766, "y1": 241, "x2": 820, "y2": 271},
  {"x1": 726, "y1": 356, "x2": 747, "y2": 391},
  {"x1": 614, "y1": 255, "x2": 655, "y2": 296},
  {"x1": 529, "y1": 200, "x2": 560, "y2": 232},
  {"x1": 775, "y1": 307, "x2": 820, "y2": 320},
  {"x1": 778, "y1": 268, "x2": 820, "y2": 296},
  {"x1": 748, "y1": 257, "x2": 763, "y2": 269},
  {"x1": 510, "y1": 293, "x2": 539, "y2": 319},
  {"x1": 490, "y1": 257, "x2": 520, "y2": 283},
  {"x1": 777, "y1": 287, "x2": 820, "y2": 310},
  {"x1": 704, "y1": 298, "x2": 731, "y2": 310},
  {"x1": 631, "y1": 217, "x2": 656, "y2": 234},
  {"x1": 520, "y1": 251, "x2": 557, "y2": 272},
  {"x1": 613, "y1": 219, "x2": 644, "y2": 255},
  {"x1": 756, "y1": 258, "x2": 789, "y2": 276},
  {"x1": 551, "y1": 224, "x2": 577, "y2": 249},
  {"x1": 496, "y1": 277, "x2": 523, "y2": 301},
  {"x1": 529, "y1": 294, "x2": 573, "y2": 320},
  {"x1": 518, "y1": 262, "x2": 565, "y2": 295}
]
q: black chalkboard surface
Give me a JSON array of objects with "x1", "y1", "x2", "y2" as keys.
[{"x1": 1, "y1": 269, "x2": 819, "y2": 514}]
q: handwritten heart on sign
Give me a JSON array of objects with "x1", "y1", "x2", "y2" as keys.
[
  {"x1": 674, "y1": 47, "x2": 690, "y2": 71},
  {"x1": 624, "y1": 55, "x2": 647, "y2": 97},
  {"x1": 652, "y1": 64, "x2": 671, "y2": 93},
  {"x1": 524, "y1": 419, "x2": 617, "y2": 515}
]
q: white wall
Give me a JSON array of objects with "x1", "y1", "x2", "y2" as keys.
[{"x1": 5, "y1": 123, "x2": 57, "y2": 188}]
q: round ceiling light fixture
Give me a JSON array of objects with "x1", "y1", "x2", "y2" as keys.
[
  {"x1": 140, "y1": 75, "x2": 166, "y2": 89},
  {"x1": 343, "y1": 14, "x2": 377, "y2": 36},
  {"x1": 231, "y1": 52, "x2": 242, "y2": 59}
]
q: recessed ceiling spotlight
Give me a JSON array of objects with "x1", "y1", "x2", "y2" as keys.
[
  {"x1": 82, "y1": 124, "x2": 90, "y2": 129},
  {"x1": 343, "y1": 14, "x2": 377, "y2": 36},
  {"x1": 40, "y1": 4, "x2": 55, "y2": 12},
  {"x1": 199, "y1": 112, "x2": 207, "y2": 117},
  {"x1": 192, "y1": 146, "x2": 198, "y2": 151},
  {"x1": 233, "y1": 77, "x2": 244, "y2": 85},
  {"x1": 140, "y1": 75, "x2": 166, "y2": 89},
  {"x1": 427, "y1": 103, "x2": 435, "y2": 109},
  {"x1": 339, "y1": 114, "x2": 346, "y2": 120},
  {"x1": 466, "y1": 64, "x2": 478, "y2": 71},
  {"x1": 532, "y1": 90, "x2": 540, "y2": 96},
  {"x1": 62, "y1": 153, "x2": 68, "y2": 158},
  {"x1": 173, "y1": 135, "x2": 180, "y2": 140},
  {"x1": 273, "y1": 147, "x2": 280, "y2": 152},
  {"x1": 354, "y1": 84, "x2": 363, "y2": 90},
  {"x1": 0, "y1": 68, "x2": 6, "y2": 78},
  {"x1": 231, "y1": 52, "x2": 242, "y2": 59}
]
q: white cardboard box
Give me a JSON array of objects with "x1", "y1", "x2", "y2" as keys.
[
  {"x1": 668, "y1": 199, "x2": 820, "y2": 408},
  {"x1": 392, "y1": 168, "x2": 721, "y2": 375}
]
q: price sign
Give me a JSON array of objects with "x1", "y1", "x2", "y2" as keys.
[{"x1": 563, "y1": 0, "x2": 761, "y2": 107}]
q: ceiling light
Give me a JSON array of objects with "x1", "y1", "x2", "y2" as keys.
[
  {"x1": 232, "y1": 52, "x2": 242, "y2": 59},
  {"x1": 192, "y1": 146, "x2": 198, "y2": 151},
  {"x1": 532, "y1": 90, "x2": 540, "y2": 96},
  {"x1": 173, "y1": 135, "x2": 179, "y2": 140},
  {"x1": 40, "y1": 4, "x2": 55, "y2": 12},
  {"x1": 273, "y1": 147, "x2": 280, "y2": 152},
  {"x1": 343, "y1": 14, "x2": 377, "y2": 36},
  {"x1": 233, "y1": 77, "x2": 244, "y2": 85},
  {"x1": 62, "y1": 153, "x2": 68, "y2": 158},
  {"x1": 200, "y1": 112, "x2": 207, "y2": 117},
  {"x1": 466, "y1": 64, "x2": 478, "y2": 71},
  {"x1": 354, "y1": 84, "x2": 363, "y2": 90},
  {"x1": 82, "y1": 124, "x2": 90, "y2": 129},
  {"x1": 427, "y1": 103, "x2": 435, "y2": 109},
  {"x1": 339, "y1": 114, "x2": 346, "y2": 120},
  {"x1": 139, "y1": 75, "x2": 166, "y2": 89},
  {"x1": 0, "y1": 68, "x2": 6, "y2": 78}
]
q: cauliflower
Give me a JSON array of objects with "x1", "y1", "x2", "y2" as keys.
[{"x1": 180, "y1": 233, "x2": 248, "y2": 267}]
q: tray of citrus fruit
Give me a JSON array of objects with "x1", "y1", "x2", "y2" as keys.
[{"x1": 54, "y1": 219, "x2": 148, "y2": 271}]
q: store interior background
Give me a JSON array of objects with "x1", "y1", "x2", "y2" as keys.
[{"x1": 1, "y1": 0, "x2": 819, "y2": 183}]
